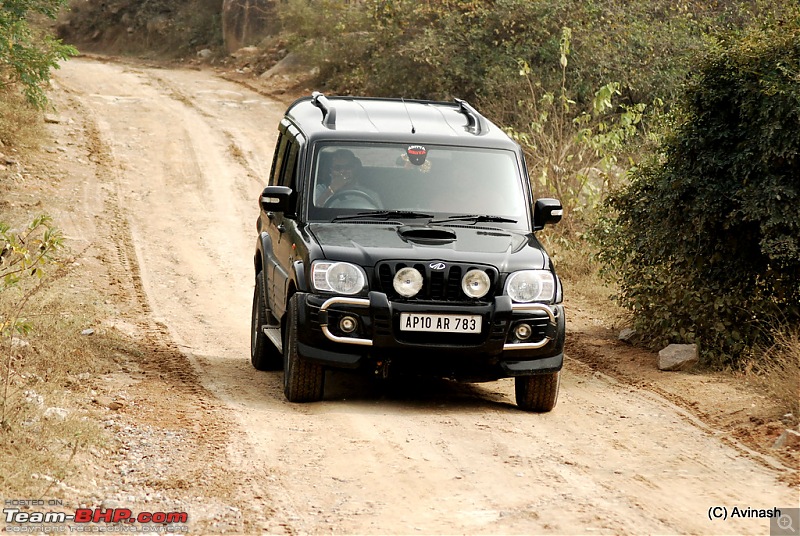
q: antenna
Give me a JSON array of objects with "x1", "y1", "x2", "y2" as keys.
[{"x1": 402, "y1": 98, "x2": 416, "y2": 134}]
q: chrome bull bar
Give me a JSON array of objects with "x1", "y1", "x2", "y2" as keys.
[{"x1": 319, "y1": 296, "x2": 556, "y2": 350}]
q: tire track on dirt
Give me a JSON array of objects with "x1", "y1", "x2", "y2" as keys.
[
  {"x1": 75, "y1": 87, "x2": 209, "y2": 401},
  {"x1": 55, "y1": 59, "x2": 299, "y2": 533},
  {"x1": 53, "y1": 81, "x2": 279, "y2": 532},
  {"x1": 144, "y1": 69, "x2": 268, "y2": 185}
]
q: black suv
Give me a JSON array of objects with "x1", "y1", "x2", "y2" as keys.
[{"x1": 251, "y1": 93, "x2": 565, "y2": 411}]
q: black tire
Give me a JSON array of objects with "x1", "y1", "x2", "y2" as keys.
[
  {"x1": 283, "y1": 294, "x2": 325, "y2": 402},
  {"x1": 515, "y1": 371, "x2": 561, "y2": 412},
  {"x1": 250, "y1": 271, "x2": 282, "y2": 371}
]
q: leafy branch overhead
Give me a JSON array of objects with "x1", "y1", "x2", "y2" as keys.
[{"x1": 0, "y1": 0, "x2": 77, "y2": 107}]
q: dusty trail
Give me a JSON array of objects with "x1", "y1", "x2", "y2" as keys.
[{"x1": 52, "y1": 56, "x2": 796, "y2": 535}]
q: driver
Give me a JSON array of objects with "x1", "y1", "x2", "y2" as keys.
[{"x1": 315, "y1": 149, "x2": 382, "y2": 209}]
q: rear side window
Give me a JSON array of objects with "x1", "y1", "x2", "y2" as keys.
[
  {"x1": 269, "y1": 134, "x2": 289, "y2": 187},
  {"x1": 280, "y1": 142, "x2": 299, "y2": 189}
]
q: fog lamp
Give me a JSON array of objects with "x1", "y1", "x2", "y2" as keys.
[
  {"x1": 393, "y1": 267, "x2": 423, "y2": 297},
  {"x1": 462, "y1": 269, "x2": 491, "y2": 299},
  {"x1": 339, "y1": 316, "x2": 358, "y2": 333},
  {"x1": 514, "y1": 323, "x2": 533, "y2": 340}
]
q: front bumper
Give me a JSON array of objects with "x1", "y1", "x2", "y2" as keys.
[{"x1": 294, "y1": 291, "x2": 564, "y2": 379}]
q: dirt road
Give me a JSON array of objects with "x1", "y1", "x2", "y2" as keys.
[{"x1": 48, "y1": 56, "x2": 796, "y2": 535}]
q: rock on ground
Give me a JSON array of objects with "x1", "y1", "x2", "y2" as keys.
[{"x1": 658, "y1": 343, "x2": 698, "y2": 371}]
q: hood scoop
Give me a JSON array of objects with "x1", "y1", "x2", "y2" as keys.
[{"x1": 398, "y1": 226, "x2": 457, "y2": 244}]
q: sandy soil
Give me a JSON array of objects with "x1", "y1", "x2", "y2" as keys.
[{"x1": 31, "y1": 55, "x2": 798, "y2": 534}]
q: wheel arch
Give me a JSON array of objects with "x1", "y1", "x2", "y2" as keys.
[{"x1": 254, "y1": 231, "x2": 272, "y2": 275}]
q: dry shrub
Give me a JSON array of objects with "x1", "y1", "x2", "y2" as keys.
[
  {"x1": 747, "y1": 329, "x2": 800, "y2": 422},
  {"x1": 0, "y1": 87, "x2": 43, "y2": 148},
  {"x1": 0, "y1": 286, "x2": 119, "y2": 497},
  {"x1": 0, "y1": 91, "x2": 121, "y2": 498},
  {"x1": 0, "y1": 228, "x2": 136, "y2": 498},
  {"x1": 539, "y1": 231, "x2": 623, "y2": 325}
]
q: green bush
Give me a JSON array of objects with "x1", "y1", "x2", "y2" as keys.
[
  {"x1": 0, "y1": 0, "x2": 76, "y2": 108},
  {"x1": 594, "y1": 17, "x2": 800, "y2": 365}
]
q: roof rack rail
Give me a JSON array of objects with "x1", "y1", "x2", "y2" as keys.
[
  {"x1": 454, "y1": 98, "x2": 488, "y2": 135},
  {"x1": 311, "y1": 91, "x2": 336, "y2": 128}
]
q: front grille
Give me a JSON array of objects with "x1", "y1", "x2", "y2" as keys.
[{"x1": 375, "y1": 261, "x2": 497, "y2": 302}]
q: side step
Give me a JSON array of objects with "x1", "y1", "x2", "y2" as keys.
[{"x1": 262, "y1": 325, "x2": 283, "y2": 354}]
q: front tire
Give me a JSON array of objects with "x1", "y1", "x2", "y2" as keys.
[
  {"x1": 250, "y1": 271, "x2": 282, "y2": 371},
  {"x1": 515, "y1": 371, "x2": 560, "y2": 412},
  {"x1": 283, "y1": 294, "x2": 325, "y2": 402}
]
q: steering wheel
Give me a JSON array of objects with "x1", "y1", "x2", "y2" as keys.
[{"x1": 323, "y1": 189, "x2": 381, "y2": 209}]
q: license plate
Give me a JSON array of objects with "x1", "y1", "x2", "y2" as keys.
[{"x1": 399, "y1": 313, "x2": 481, "y2": 333}]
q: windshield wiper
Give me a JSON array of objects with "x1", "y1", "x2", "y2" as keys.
[
  {"x1": 332, "y1": 210, "x2": 434, "y2": 222},
  {"x1": 429, "y1": 214, "x2": 518, "y2": 224}
]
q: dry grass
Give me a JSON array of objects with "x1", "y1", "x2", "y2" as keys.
[
  {"x1": 0, "y1": 86, "x2": 138, "y2": 501},
  {"x1": 0, "y1": 107, "x2": 130, "y2": 498},
  {"x1": 747, "y1": 328, "x2": 800, "y2": 423},
  {"x1": 0, "y1": 266, "x2": 138, "y2": 498},
  {"x1": 0, "y1": 87, "x2": 44, "y2": 148},
  {"x1": 540, "y1": 230, "x2": 628, "y2": 326}
]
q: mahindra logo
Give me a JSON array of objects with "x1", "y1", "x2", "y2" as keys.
[{"x1": 429, "y1": 262, "x2": 446, "y2": 270}]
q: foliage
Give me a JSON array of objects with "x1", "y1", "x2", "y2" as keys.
[
  {"x1": 1, "y1": 215, "x2": 63, "y2": 424},
  {"x1": 279, "y1": 0, "x2": 796, "y2": 111},
  {"x1": 593, "y1": 17, "x2": 800, "y2": 366},
  {"x1": 500, "y1": 27, "x2": 652, "y2": 234},
  {"x1": 277, "y1": 0, "x2": 371, "y2": 80},
  {"x1": 0, "y1": 0, "x2": 77, "y2": 108}
]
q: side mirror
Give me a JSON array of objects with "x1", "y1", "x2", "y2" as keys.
[
  {"x1": 260, "y1": 186, "x2": 293, "y2": 213},
  {"x1": 533, "y1": 198, "x2": 563, "y2": 230}
]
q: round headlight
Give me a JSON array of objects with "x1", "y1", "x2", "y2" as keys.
[
  {"x1": 505, "y1": 270, "x2": 555, "y2": 303},
  {"x1": 393, "y1": 267, "x2": 423, "y2": 297},
  {"x1": 323, "y1": 262, "x2": 366, "y2": 295},
  {"x1": 462, "y1": 269, "x2": 491, "y2": 299}
]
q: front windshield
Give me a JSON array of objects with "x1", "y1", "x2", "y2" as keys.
[{"x1": 307, "y1": 143, "x2": 528, "y2": 225}]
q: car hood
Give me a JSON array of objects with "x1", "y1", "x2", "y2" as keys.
[{"x1": 308, "y1": 222, "x2": 548, "y2": 272}]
